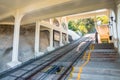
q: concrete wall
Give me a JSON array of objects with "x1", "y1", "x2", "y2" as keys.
[
  {"x1": 0, "y1": 25, "x2": 36, "y2": 72},
  {"x1": 40, "y1": 30, "x2": 49, "y2": 52},
  {"x1": 19, "y1": 26, "x2": 35, "y2": 62},
  {"x1": 0, "y1": 25, "x2": 13, "y2": 72},
  {"x1": 53, "y1": 30, "x2": 60, "y2": 48},
  {"x1": 62, "y1": 33, "x2": 67, "y2": 44}
]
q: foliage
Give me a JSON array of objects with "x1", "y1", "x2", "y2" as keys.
[
  {"x1": 97, "y1": 15, "x2": 109, "y2": 24},
  {"x1": 68, "y1": 21, "x2": 78, "y2": 31},
  {"x1": 68, "y1": 18, "x2": 95, "y2": 35}
]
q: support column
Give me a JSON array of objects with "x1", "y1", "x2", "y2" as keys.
[
  {"x1": 66, "y1": 33, "x2": 69, "y2": 43},
  {"x1": 7, "y1": 11, "x2": 23, "y2": 67},
  {"x1": 60, "y1": 32, "x2": 63, "y2": 46},
  {"x1": 117, "y1": 4, "x2": 120, "y2": 54},
  {"x1": 35, "y1": 21, "x2": 40, "y2": 54},
  {"x1": 50, "y1": 19, "x2": 53, "y2": 25},
  {"x1": 47, "y1": 29, "x2": 54, "y2": 51},
  {"x1": 64, "y1": 17, "x2": 69, "y2": 43},
  {"x1": 35, "y1": 21, "x2": 44, "y2": 57},
  {"x1": 94, "y1": 16, "x2": 101, "y2": 43},
  {"x1": 108, "y1": 10, "x2": 113, "y2": 43},
  {"x1": 94, "y1": 17, "x2": 98, "y2": 43},
  {"x1": 110, "y1": 10, "x2": 118, "y2": 48}
]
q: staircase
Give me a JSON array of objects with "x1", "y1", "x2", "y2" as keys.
[{"x1": 68, "y1": 43, "x2": 120, "y2": 80}]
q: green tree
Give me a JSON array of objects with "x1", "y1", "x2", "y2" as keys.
[
  {"x1": 68, "y1": 21, "x2": 78, "y2": 31},
  {"x1": 97, "y1": 15, "x2": 109, "y2": 24},
  {"x1": 68, "y1": 18, "x2": 95, "y2": 35}
]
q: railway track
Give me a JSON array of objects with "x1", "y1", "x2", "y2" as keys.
[
  {"x1": 0, "y1": 35, "x2": 93, "y2": 80},
  {"x1": 30, "y1": 40, "x2": 92, "y2": 80}
]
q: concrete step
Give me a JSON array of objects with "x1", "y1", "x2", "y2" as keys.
[
  {"x1": 72, "y1": 67, "x2": 120, "y2": 76},
  {"x1": 70, "y1": 73, "x2": 120, "y2": 80},
  {"x1": 74, "y1": 62, "x2": 120, "y2": 69},
  {"x1": 90, "y1": 56, "x2": 118, "y2": 58},
  {"x1": 92, "y1": 49, "x2": 117, "y2": 53},
  {"x1": 94, "y1": 43, "x2": 114, "y2": 49},
  {"x1": 90, "y1": 58, "x2": 117, "y2": 62},
  {"x1": 90, "y1": 53, "x2": 117, "y2": 58}
]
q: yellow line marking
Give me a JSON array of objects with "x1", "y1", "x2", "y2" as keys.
[
  {"x1": 77, "y1": 67, "x2": 82, "y2": 80},
  {"x1": 68, "y1": 51, "x2": 87, "y2": 80},
  {"x1": 77, "y1": 44, "x2": 94, "y2": 80},
  {"x1": 68, "y1": 44, "x2": 94, "y2": 80},
  {"x1": 68, "y1": 67, "x2": 75, "y2": 80}
]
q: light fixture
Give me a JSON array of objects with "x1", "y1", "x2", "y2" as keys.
[
  {"x1": 110, "y1": 16, "x2": 116, "y2": 22},
  {"x1": 110, "y1": 16, "x2": 113, "y2": 21}
]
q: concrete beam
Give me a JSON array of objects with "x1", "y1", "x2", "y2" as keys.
[
  {"x1": 0, "y1": 22, "x2": 14, "y2": 25},
  {"x1": 21, "y1": 1, "x2": 114, "y2": 25},
  {"x1": 0, "y1": 12, "x2": 14, "y2": 21},
  {"x1": 19, "y1": 0, "x2": 71, "y2": 15}
]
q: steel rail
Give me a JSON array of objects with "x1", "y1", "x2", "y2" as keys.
[
  {"x1": 0, "y1": 37, "x2": 84, "y2": 80},
  {"x1": 30, "y1": 39, "x2": 92, "y2": 80},
  {"x1": 17, "y1": 38, "x2": 86, "y2": 80},
  {"x1": 57, "y1": 40, "x2": 92, "y2": 80}
]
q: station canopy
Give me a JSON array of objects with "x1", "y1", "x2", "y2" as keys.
[{"x1": 0, "y1": 0, "x2": 118, "y2": 25}]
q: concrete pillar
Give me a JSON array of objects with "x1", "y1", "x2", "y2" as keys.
[
  {"x1": 94, "y1": 16, "x2": 100, "y2": 43},
  {"x1": 108, "y1": 10, "x2": 113, "y2": 41},
  {"x1": 109, "y1": 10, "x2": 118, "y2": 48},
  {"x1": 60, "y1": 32, "x2": 63, "y2": 46},
  {"x1": 35, "y1": 21, "x2": 44, "y2": 57},
  {"x1": 109, "y1": 10, "x2": 114, "y2": 38},
  {"x1": 50, "y1": 29, "x2": 53, "y2": 48},
  {"x1": 64, "y1": 17, "x2": 69, "y2": 43},
  {"x1": 66, "y1": 32, "x2": 69, "y2": 43},
  {"x1": 35, "y1": 21, "x2": 40, "y2": 54},
  {"x1": 117, "y1": 4, "x2": 120, "y2": 53},
  {"x1": 50, "y1": 19, "x2": 53, "y2": 25},
  {"x1": 47, "y1": 29, "x2": 54, "y2": 51},
  {"x1": 7, "y1": 11, "x2": 23, "y2": 67}
]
